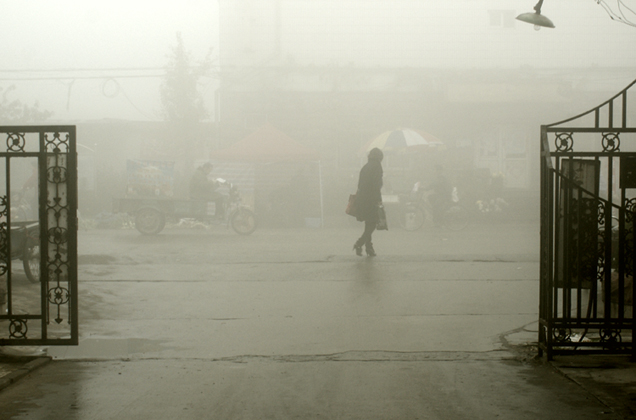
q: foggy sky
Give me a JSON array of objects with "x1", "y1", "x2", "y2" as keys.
[
  {"x1": 1, "y1": 0, "x2": 635, "y2": 122},
  {"x1": 1, "y1": 0, "x2": 218, "y2": 122},
  {"x1": 223, "y1": 0, "x2": 636, "y2": 69}
]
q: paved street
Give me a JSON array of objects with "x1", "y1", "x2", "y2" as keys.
[{"x1": 0, "y1": 221, "x2": 626, "y2": 419}]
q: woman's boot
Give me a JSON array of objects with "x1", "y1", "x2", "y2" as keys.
[
  {"x1": 365, "y1": 242, "x2": 376, "y2": 257},
  {"x1": 353, "y1": 239, "x2": 364, "y2": 256}
]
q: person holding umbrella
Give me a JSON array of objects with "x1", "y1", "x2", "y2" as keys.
[{"x1": 353, "y1": 147, "x2": 384, "y2": 257}]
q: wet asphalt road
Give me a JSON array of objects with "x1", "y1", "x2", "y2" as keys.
[{"x1": 0, "y1": 222, "x2": 624, "y2": 419}]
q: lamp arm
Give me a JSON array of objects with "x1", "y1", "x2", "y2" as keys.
[{"x1": 534, "y1": 0, "x2": 545, "y2": 14}]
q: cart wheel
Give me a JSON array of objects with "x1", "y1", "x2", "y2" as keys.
[
  {"x1": 135, "y1": 208, "x2": 166, "y2": 235},
  {"x1": 23, "y1": 233, "x2": 40, "y2": 284},
  {"x1": 230, "y1": 208, "x2": 257, "y2": 235},
  {"x1": 399, "y1": 204, "x2": 425, "y2": 231}
]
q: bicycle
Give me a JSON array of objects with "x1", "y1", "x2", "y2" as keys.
[{"x1": 397, "y1": 186, "x2": 469, "y2": 231}]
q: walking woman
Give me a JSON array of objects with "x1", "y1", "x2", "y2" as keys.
[{"x1": 353, "y1": 147, "x2": 384, "y2": 257}]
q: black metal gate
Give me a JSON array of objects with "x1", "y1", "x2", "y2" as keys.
[
  {"x1": 540, "y1": 80, "x2": 636, "y2": 360},
  {"x1": 0, "y1": 126, "x2": 77, "y2": 346}
]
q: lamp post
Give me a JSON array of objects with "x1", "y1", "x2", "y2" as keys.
[{"x1": 516, "y1": 0, "x2": 555, "y2": 29}]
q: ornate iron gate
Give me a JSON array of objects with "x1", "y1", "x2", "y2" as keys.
[
  {"x1": 0, "y1": 126, "x2": 77, "y2": 346},
  {"x1": 540, "y1": 80, "x2": 636, "y2": 360}
]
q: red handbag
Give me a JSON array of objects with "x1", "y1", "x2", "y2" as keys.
[{"x1": 345, "y1": 194, "x2": 357, "y2": 217}]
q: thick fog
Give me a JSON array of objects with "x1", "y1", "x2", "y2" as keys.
[
  {"x1": 1, "y1": 0, "x2": 636, "y2": 221},
  {"x1": 223, "y1": 0, "x2": 635, "y2": 69},
  {"x1": 2, "y1": 4, "x2": 636, "y2": 413},
  {"x1": 1, "y1": 0, "x2": 635, "y2": 121},
  {"x1": 1, "y1": 1, "x2": 217, "y2": 122}
]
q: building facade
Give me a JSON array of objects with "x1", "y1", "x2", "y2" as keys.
[{"x1": 217, "y1": 0, "x2": 636, "y2": 203}]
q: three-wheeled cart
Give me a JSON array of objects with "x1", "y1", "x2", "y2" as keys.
[
  {"x1": 9, "y1": 221, "x2": 40, "y2": 283},
  {"x1": 113, "y1": 197, "x2": 257, "y2": 235}
]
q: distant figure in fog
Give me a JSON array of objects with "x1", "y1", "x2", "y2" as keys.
[
  {"x1": 425, "y1": 164, "x2": 452, "y2": 225},
  {"x1": 353, "y1": 147, "x2": 384, "y2": 257},
  {"x1": 189, "y1": 162, "x2": 224, "y2": 217}
]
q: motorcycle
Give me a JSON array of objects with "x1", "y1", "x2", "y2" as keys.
[
  {"x1": 173, "y1": 178, "x2": 258, "y2": 235},
  {"x1": 397, "y1": 182, "x2": 469, "y2": 231}
]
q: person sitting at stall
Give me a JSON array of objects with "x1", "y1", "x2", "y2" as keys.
[{"x1": 189, "y1": 162, "x2": 225, "y2": 218}]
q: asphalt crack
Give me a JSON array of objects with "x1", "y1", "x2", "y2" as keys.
[{"x1": 54, "y1": 349, "x2": 512, "y2": 364}]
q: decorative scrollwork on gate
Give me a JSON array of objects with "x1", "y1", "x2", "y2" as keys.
[
  {"x1": 602, "y1": 132, "x2": 620, "y2": 152},
  {"x1": 599, "y1": 328, "x2": 622, "y2": 344},
  {"x1": 5, "y1": 132, "x2": 26, "y2": 153},
  {"x1": 623, "y1": 205, "x2": 635, "y2": 278},
  {"x1": 568, "y1": 197, "x2": 599, "y2": 289},
  {"x1": 0, "y1": 196, "x2": 7, "y2": 217},
  {"x1": 47, "y1": 227, "x2": 68, "y2": 246},
  {"x1": 48, "y1": 286, "x2": 69, "y2": 305},
  {"x1": 597, "y1": 201, "x2": 606, "y2": 226},
  {"x1": 554, "y1": 133, "x2": 574, "y2": 152},
  {"x1": 0, "y1": 196, "x2": 7, "y2": 277},
  {"x1": 48, "y1": 286, "x2": 70, "y2": 324},
  {"x1": 46, "y1": 148, "x2": 71, "y2": 327},
  {"x1": 625, "y1": 198, "x2": 636, "y2": 220},
  {"x1": 0, "y1": 227, "x2": 7, "y2": 277},
  {"x1": 47, "y1": 261, "x2": 68, "y2": 282},
  {"x1": 9, "y1": 319, "x2": 28, "y2": 339},
  {"x1": 44, "y1": 132, "x2": 70, "y2": 153},
  {"x1": 553, "y1": 328, "x2": 572, "y2": 343},
  {"x1": 47, "y1": 166, "x2": 67, "y2": 184},
  {"x1": 597, "y1": 201, "x2": 607, "y2": 279}
]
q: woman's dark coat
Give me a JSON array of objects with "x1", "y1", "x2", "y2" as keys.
[{"x1": 355, "y1": 158, "x2": 383, "y2": 222}]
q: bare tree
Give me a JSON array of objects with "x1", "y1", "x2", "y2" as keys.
[
  {"x1": 159, "y1": 33, "x2": 213, "y2": 196},
  {"x1": 0, "y1": 85, "x2": 52, "y2": 124},
  {"x1": 160, "y1": 32, "x2": 212, "y2": 124}
]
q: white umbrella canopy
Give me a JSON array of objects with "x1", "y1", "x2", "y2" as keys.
[{"x1": 362, "y1": 128, "x2": 444, "y2": 154}]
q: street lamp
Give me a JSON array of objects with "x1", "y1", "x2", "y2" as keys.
[{"x1": 516, "y1": 0, "x2": 555, "y2": 29}]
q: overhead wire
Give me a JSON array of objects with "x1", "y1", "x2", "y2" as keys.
[
  {"x1": 618, "y1": 0, "x2": 636, "y2": 23},
  {"x1": 0, "y1": 66, "x2": 219, "y2": 120},
  {"x1": 0, "y1": 66, "x2": 219, "y2": 81},
  {"x1": 596, "y1": 0, "x2": 636, "y2": 27}
]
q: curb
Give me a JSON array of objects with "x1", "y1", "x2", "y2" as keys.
[
  {"x1": 0, "y1": 357, "x2": 51, "y2": 392},
  {"x1": 548, "y1": 359, "x2": 636, "y2": 419}
]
